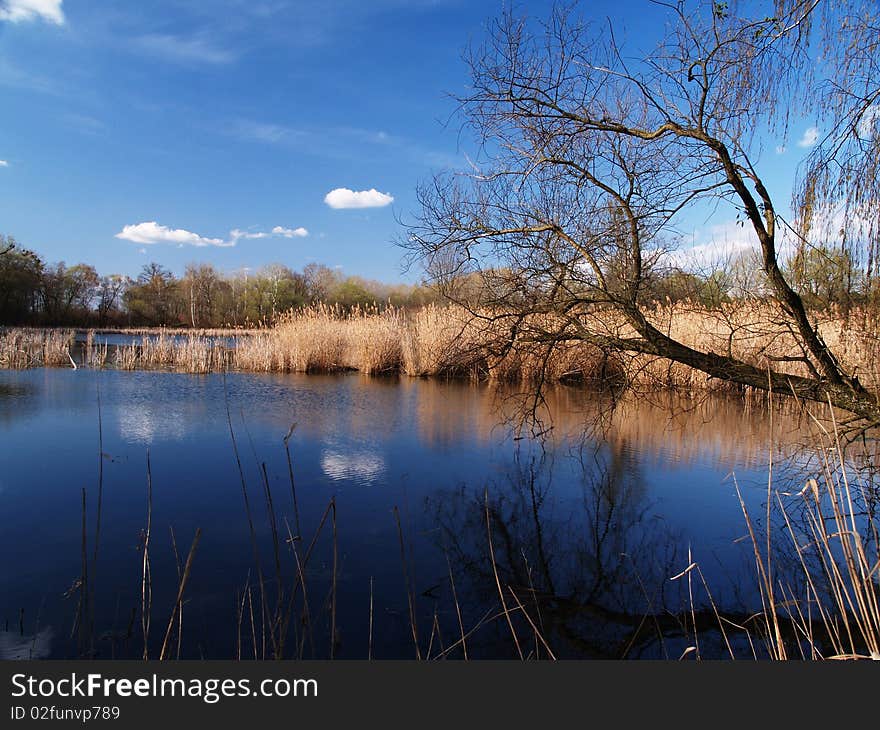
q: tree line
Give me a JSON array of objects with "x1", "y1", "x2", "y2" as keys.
[
  {"x1": 0, "y1": 234, "x2": 440, "y2": 328},
  {"x1": 2, "y1": 228, "x2": 874, "y2": 329}
]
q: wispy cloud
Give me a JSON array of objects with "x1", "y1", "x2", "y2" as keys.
[
  {"x1": 132, "y1": 32, "x2": 237, "y2": 66},
  {"x1": 272, "y1": 226, "x2": 309, "y2": 238},
  {"x1": 0, "y1": 57, "x2": 62, "y2": 96},
  {"x1": 229, "y1": 229, "x2": 267, "y2": 241},
  {"x1": 0, "y1": 160, "x2": 8, "y2": 167},
  {"x1": 64, "y1": 113, "x2": 106, "y2": 135},
  {"x1": 0, "y1": 0, "x2": 64, "y2": 25},
  {"x1": 668, "y1": 217, "x2": 807, "y2": 271},
  {"x1": 797, "y1": 126, "x2": 820, "y2": 148},
  {"x1": 230, "y1": 120, "x2": 304, "y2": 144},
  {"x1": 116, "y1": 221, "x2": 308, "y2": 247},
  {"x1": 324, "y1": 188, "x2": 394, "y2": 209},
  {"x1": 227, "y1": 118, "x2": 457, "y2": 167},
  {"x1": 797, "y1": 200, "x2": 876, "y2": 247}
]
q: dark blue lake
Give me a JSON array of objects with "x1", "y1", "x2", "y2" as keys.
[{"x1": 0, "y1": 369, "x2": 806, "y2": 659}]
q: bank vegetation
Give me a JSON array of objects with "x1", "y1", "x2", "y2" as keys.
[{"x1": 3, "y1": 301, "x2": 880, "y2": 401}]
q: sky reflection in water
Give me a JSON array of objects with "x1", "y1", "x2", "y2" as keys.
[{"x1": 0, "y1": 369, "x2": 810, "y2": 659}]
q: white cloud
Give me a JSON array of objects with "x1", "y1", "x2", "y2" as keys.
[
  {"x1": 797, "y1": 126, "x2": 820, "y2": 148},
  {"x1": 0, "y1": 0, "x2": 64, "y2": 25},
  {"x1": 324, "y1": 187, "x2": 394, "y2": 209},
  {"x1": 797, "y1": 200, "x2": 875, "y2": 247},
  {"x1": 669, "y1": 214, "x2": 817, "y2": 272},
  {"x1": 115, "y1": 221, "x2": 232, "y2": 248},
  {"x1": 117, "y1": 221, "x2": 309, "y2": 247},
  {"x1": 230, "y1": 229, "x2": 268, "y2": 241},
  {"x1": 857, "y1": 104, "x2": 880, "y2": 140},
  {"x1": 272, "y1": 225, "x2": 308, "y2": 238},
  {"x1": 668, "y1": 202, "x2": 875, "y2": 275},
  {"x1": 0, "y1": 160, "x2": 8, "y2": 167},
  {"x1": 666, "y1": 220, "x2": 757, "y2": 270}
]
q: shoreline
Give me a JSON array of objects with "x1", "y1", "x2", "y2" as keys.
[{"x1": 2, "y1": 302, "x2": 879, "y2": 398}]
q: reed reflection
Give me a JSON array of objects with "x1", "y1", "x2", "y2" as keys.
[{"x1": 429, "y1": 442, "x2": 690, "y2": 658}]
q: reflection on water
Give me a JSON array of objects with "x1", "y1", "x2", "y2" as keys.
[
  {"x1": 430, "y1": 444, "x2": 689, "y2": 658},
  {"x1": 0, "y1": 381, "x2": 38, "y2": 425},
  {"x1": 0, "y1": 368, "x2": 827, "y2": 658},
  {"x1": 117, "y1": 403, "x2": 189, "y2": 445},
  {"x1": 0, "y1": 628, "x2": 53, "y2": 660},
  {"x1": 321, "y1": 447, "x2": 385, "y2": 483}
]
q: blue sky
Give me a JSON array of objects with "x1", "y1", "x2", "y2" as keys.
[{"x1": 0, "y1": 0, "x2": 820, "y2": 281}]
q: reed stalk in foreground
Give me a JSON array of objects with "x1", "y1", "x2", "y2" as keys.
[
  {"x1": 159, "y1": 528, "x2": 202, "y2": 661},
  {"x1": 141, "y1": 452, "x2": 153, "y2": 660},
  {"x1": 752, "y1": 408, "x2": 880, "y2": 660},
  {"x1": 669, "y1": 401, "x2": 880, "y2": 661},
  {"x1": 394, "y1": 506, "x2": 421, "y2": 660}
]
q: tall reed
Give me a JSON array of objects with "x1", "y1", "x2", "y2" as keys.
[
  {"x1": 4, "y1": 303, "x2": 880, "y2": 400},
  {"x1": 734, "y1": 407, "x2": 880, "y2": 660},
  {"x1": 0, "y1": 328, "x2": 75, "y2": 368}
]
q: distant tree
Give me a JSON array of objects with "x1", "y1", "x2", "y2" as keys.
[
  {"x1": 303, "y1": 263, "x2": 341, "y2": 303},
  {"x1": 0, "y1": 244, "x2": 43, "y2": 324},
  {"x1": 125, "y1": 263, "x2": 179, "y2": 325},
  {"x1": 727, "y1": 250, "x2": 771, "y2": 301},
  {"x1": 39, "y1": 262, "x2": 99, "y2": 324},
  {"x1": 645, "y1": 270, "x2": 729, "y2": 307},
  {"x1": 786, "y1": 244, "x2": 860, "y2": 311},
  {"x1": 96, "y1": 274, "x2": 129, "y2": 326},
  {"x1": 331, "y1": 277, "x2": 376, "y2": 310},
  {"x1": 261, "y1": 263, "x2": 309, "y2": 318},
  {"x1": 234, "y1": 272, "x2": 271, "y2": 325},
  {"x1": 228, "y1": 266, "x2": 307, "y2": 325},
  {"x1": 184, "y1": 263, "x2": 222, "y2": 328}
]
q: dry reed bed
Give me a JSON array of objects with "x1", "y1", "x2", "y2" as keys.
[
  {"x1": 0, "y1": 328, "x2": 76, "y2": 368},
  {"x1": 629, "y1": 302, "x2": 880, "y2": 394},
  {"x1": 3, "y1": 303, "x2": 880, "y2": 395},
  {"x1": 235, "y1": 304, "x2": 403, "y2": 374},
  {"x1": 113, "y1": 332, "x2": 233, "y2": 374},
  {"x1": 83, "y1": 326, "x2": 260, "y2": 337}
]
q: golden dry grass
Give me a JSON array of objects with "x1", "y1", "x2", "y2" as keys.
[
  {"x1": 234, "y1": 304, "x2": 401, "y2": 374},
  {"x1": 726, "y1": 407, "x2": 880, "y2": 660},
  {"x1": 3, "y1": 302, "x2": 880, "y2": 398},
  {"x1": 0, "y1": 328, "x2": 76, "y2": 368},
  {"x1": 630, "y1": 301, "x2": 880, "y2": 394},
  {"x1": 112, "y1": 332, "x2": 232, "y2": 373}
]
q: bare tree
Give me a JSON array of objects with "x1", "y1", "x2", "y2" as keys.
[
  {"x1": 96, "y1": 274, "x2": 128, "y2": 326},
  {"x1": 184, "y1": 263, "x2": 221, "y2": 328},
  {"x1": 405, "y1": 0, "x2": 880, "y2": 427}
]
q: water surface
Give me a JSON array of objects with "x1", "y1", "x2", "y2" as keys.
[{"x1": 0, "y1": 369, "x2": 812, "y2": 659}]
